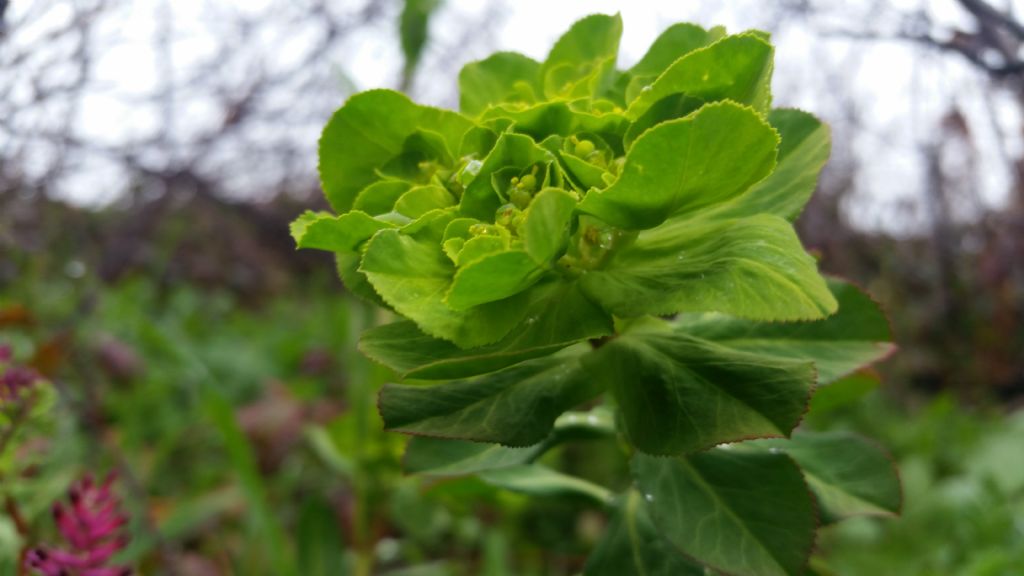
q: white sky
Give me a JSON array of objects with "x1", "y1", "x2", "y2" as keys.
[{"x1": 6, "y1": 0, "x2": 1022, "y2": 231}]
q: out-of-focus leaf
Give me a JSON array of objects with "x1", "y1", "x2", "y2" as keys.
[
  {"x1": 204, "y1": 390, "x2": 298, "y2": 576},
  {"x1": 297, "y1": 497, "x2": 348, "y2": 576},
  {"x1": 400, "y1": 0, "x2": 443, "y2": 85},
  {"x1": 808, "y1": 372, "x2": 880, "y2": 416}
]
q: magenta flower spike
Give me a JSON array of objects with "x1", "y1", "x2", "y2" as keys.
[{"x1": 25, "y1": 474, "x2": 133, "y2": 576}]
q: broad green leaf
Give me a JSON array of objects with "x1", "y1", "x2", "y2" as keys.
[
  {"x1": 559, "y1": 152, "x2": 609, "y2": 190},
  {"x1": 336, "y1": 252, "x2": 388, "y2": 307},
  {"x1": 581, "y1": 214, "x2": 837, "y2": 321},
  {"x1": 541, "y1": 14, "x2": 623, "y2": 99},
  {"x1": 394, "y1": 184, "x2": 456, "y2": 218},
  {"x1": 582, "y1": 331, "x2": 814, "y2": 454},
  {"x1": 353, "y1": 180, "x2": 412, "y2": 215},
  {"x1": 446, "y1": 250, "x2": 544, "y2": 310},
  {"x1": 360, "y1": 280, "x2": 612, "y2": 379},
  {"x1": 613, "y1": 23, "x2": 725, "y2": 111},
  {"x1": 521, "y1": 188, "x2": 577, "y2": 264},
  {"x1": 632, "y1": 450, "x2": 816, "y2": 576},
  {"x1": 755, "y1": 432, "x2": 902, "y2": 524},
  {"x1": 360, "y1": 211, "x2": 529, "y2": 348},
  {"x1": 459, "y1": 52, "x2": 542, "y2": 116},
  {"x1": 674, "y1": 279, "x2": 892, "y2": 384},
  {"x1": 452, "y1": 233, "x2": 508, "y2": 267},
  {"x1": 628, "y1": 23, "x2": 726, "y2": 79},
  {"x1": 459, "y1": 125, "x2": 499, "y2": 157},
  {"x1": 622, "y1": 93, "x2": 704, "y2": 150},
  {"x1": 403, "y1": 436, "x2": 544, "y2": 476},
  {"x1": 290, "y1": 210, "x2": 394, "y2": 253},
  {"x1": 705, "y1": 108, "x2": 831, "y2": 221},
  {"x1": 625, "y1": 33, "x2": 774, "y2": 120},
  {"x1": 584, "y1": 491, "x2": 705, "y2": 576},
  {"x1": 379, "y1": 353, "x2": 601, "y2": 446},
  {"x1": 578, "y1": 102, "x2": 779, "y2": 230},
  {"x1": 378, "y1": 129, "x2": 454, "y2": 181},
  {"x1": 319, "y1": 89, "x2": 473, "y2": 212},
  {"x1": 478, "y1": 465, "x2": 614, "y2": 504},
  {"x1": 460, "y1": 133, "x2": 553, "y2": 220}
]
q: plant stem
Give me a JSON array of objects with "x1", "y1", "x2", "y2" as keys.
[
  {"x1": 0, "y1": 396, "x2": 34, "y2": 461},
  {"x1": 348, "y1": 299, "x2": 376, "y2": 576}
]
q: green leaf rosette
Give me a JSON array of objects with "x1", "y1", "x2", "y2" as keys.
[{"x1": 295, "y1": 13, "x2": 835, "y2": 358}]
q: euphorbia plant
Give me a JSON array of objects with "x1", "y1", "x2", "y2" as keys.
[{"x1": 294, "y1": 14, "x2": 901, "y2": 575}]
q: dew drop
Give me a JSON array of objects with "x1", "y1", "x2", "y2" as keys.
[
  {"x1": 644, "y1": 493, "x2": 655, "y2": 502},
  {"x1": 65, "y1": 259, "x2": 86, "y2": 279},
  {"x1": 640, "y1": 85, "x2": 652, "y2": 93}
]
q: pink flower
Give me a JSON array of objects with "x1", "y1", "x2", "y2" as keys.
[
  {"x1": 0, "y1": 343, "x2": 40, "y2": 401},
  {"x1": 25, "y1": 474, "x2": 133, "y2": 576}
]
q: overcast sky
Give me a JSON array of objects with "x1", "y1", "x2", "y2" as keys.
[{"x1": 6, "y1": 0, "x2": 1021, "y2": 231}]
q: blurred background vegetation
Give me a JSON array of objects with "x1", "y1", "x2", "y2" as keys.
[{"x1": 1, "y1": 1, "x2": 1023, "y2": 574}]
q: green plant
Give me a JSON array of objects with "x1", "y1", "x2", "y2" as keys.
[{"x1": 294, "y1": 14, "x2": 901, "y2": 575}]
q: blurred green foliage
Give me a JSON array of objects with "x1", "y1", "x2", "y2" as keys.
[
  {"x1": 810, "y1": 389, "x2": 1024, "y2": 576},
  {"x1": 1, "y1": 258, "x2": 1022, "y2": 574}
]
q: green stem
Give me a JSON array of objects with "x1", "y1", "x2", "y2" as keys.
[
  {"x1": 0, "y1": 395, "x2": 35, "y2": 460},
  {"x1": 348, "y1": 298, "x2": 377, "y2": 576}
]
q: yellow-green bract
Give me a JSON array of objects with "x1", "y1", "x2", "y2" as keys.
[{"x1": 294, "y1": 14, "x2": 899, "y2": 576}]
